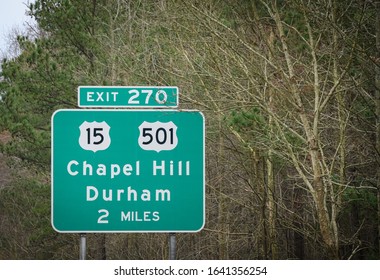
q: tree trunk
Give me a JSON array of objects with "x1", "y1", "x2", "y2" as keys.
[
  {"x1": 314, "y1": 176, "x2": 338, "y2": 259},
  {"x1": 266, "y1": 27, "x2": 278, "y2": 260},
  {"x1": 217, "y1": 110, "x2": 229, "y2": 259},
  {"x1": 331, "y1": 0, "x2": 344, "y2": 258},
  {"x1": 252, "y1": 150, "x2": 267, "y2": 259},
  {"x1": 376, "y1": 0, "x2": 380, "y2": 257},
  {"x1": 266, "y1": 154, "x2": 277, "y2": 259},
  {"x1": 271, "y1": 3, "x2": 339, "y2": 259}
]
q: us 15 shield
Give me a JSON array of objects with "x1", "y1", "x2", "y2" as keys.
[{"x1": 78, "y1": 121, "x2": 111, "y2": 152}]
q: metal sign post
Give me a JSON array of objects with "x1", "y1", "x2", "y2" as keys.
[
  {"x1": 169, "y1": 233, "x2": 176, "y2": 260},
  {"x1": 79, "y1": 233, "x2": 87, "y2": 260}
]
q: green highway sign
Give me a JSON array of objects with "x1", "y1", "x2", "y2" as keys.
[
  {"x1": 78, "y1": 86, "x2": 178, "y2": 108},
  {"x1": 51, "y1": 109, "x2": 204, "y2": 232}
]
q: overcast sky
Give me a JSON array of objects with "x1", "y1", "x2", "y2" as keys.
[{"x1": 0, "y1": 0, "x2": 35, "y2": 57}]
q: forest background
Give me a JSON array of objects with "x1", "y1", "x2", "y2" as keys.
[{"x1": 0, "y1": 0, "x2": 379, "y2": 260}]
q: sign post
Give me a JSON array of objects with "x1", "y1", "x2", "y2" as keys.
[
  {"x1": 169, "y1": 233, "x2": 176, "y2": 260},
  {"x1": 51, "y1": 109, "x2": 205, "y2": 233},
  {"x1": 79, "y1": 233, "x2": 86, "y2": 260}
]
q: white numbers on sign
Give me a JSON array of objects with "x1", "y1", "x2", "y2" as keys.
[
  {"x1": 97, "y1": 209, "x2": 109, "y2": 224},
  {"x1": 128, "y1": 89, "x2": 168, "y2": 105},
  {"x1": 138, "y1": 121, "x2": 178, "y2": 152},
  {"x1": 79, "y1": 121, "x2": 111, "y2": 152},
  {"x1": 128, "y1": 89, "x2": 140, "y2": 104},
  {"x1": 155, "y1": 90, "x2": 168, "y2": 104}
]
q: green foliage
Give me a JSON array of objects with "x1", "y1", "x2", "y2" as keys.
[
  {"x1": 229, "y1": 107, "x2": 266, "y2": 132},
  {"x1": 342, "y1": 188, "x2": 378, "y2": 213},
  {"x1": 0, "y1": 37, "x2": 75, "y2": 168},
  {"x1": 227, "y1": 107, "x2": 271, "y2": 152},
  {"x1": 0, "y1": 179, "x2": 56, "y2": 259}
]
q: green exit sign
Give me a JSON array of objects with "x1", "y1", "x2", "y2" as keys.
[
  {"x1": 51, "y1": 109, "x2": 204, "y2": 233},
  {"x1": 78, "y1": 86, "x2": 178, "y2": 108}
]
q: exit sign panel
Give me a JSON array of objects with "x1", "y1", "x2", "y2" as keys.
[
  {"x1": 78, "y1": 86, "x2": 178, "y2": 108},
  {"x1": 51, "y1": 109, "x2": 204, "y2": 232}
]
